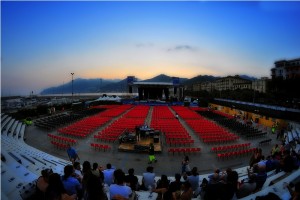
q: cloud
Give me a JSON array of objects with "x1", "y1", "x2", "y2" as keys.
[{"x1": 167, "y1": 45, "x2": 197, "y2": 52}]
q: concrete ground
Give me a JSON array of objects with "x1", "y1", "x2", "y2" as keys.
[{"x1": 24, "y1": 108, "x2": 279, "y2": 177}]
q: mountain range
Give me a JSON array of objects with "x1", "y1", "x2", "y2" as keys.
[{"x1": 40, "y1": 74, "x2": 257, "y2": 95}]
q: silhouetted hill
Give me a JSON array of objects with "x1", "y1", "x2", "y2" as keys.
[
  {"x1": 141, "y1": 74, "x2": 188, "y2": 83},
  {"x1": 40, "y1": 74, "x2": 257, "y2": 95},
  {"x1": 240, "y1": 75, "x2": 257, "y2": 81},
  {"x1": 40, "y1": 78, "x2": 121, "y2": 95},
  {"x1": 182, "y1": 75, "x2": 219, "y2": 85}
]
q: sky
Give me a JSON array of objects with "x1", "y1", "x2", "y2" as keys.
[{"x1": 1, "y1": 1, "x2": 300, "y2": 96}]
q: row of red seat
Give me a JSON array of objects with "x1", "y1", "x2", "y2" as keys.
[
  {"x1": 94, "y1": 106, "x2": 148, "y2": 142},
  {"x1": 211, "y1": 143, "x2": 251, "y2": 153},
  {"x1": 152, "y1": 106, "x2": 177, "y2": 119},
  {"x1": 48, "y1": 133, "x2": 77, "y2": 145},
  {"x1": 168, "y1": 147, "x2": 201, "y2": 155},
  {"x1": 186, "y1": 119, "x2": 239, "y2": 143},
  {"x1": 151, "y1": 107, "x2": 194, "y2": 147},
  {"x1": 93, "y1": 105, "x2": 133, "y2": 118},
  {"x1": 217, "y1": 148, "x2": 257, "y2": 160},
  {"x1": 166, "y1": 139, "x2": 194, "y2": 146},
  {"x1": 122, "y1": 105, "x2": 150, "y2": 118},
  {"x1": 58, "y1": 116, "x2": 111, "y2": 138},
  {"x1": 90, "y1": 143, "x2": 111, "y2": 151},
  {"x1": 51, "y1": 141, "x2": 69, "y2": 150},
  {"x1": 171, "y1": 106, "x2": 204, "y2": 119}
]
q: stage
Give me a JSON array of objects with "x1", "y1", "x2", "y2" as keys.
[{"x1": 118, "y1": 137, "x2": 162, "y2": 153}]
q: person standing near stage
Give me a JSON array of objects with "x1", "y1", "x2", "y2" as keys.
[
  {"x1": 148, "y1": 143, "x2": 157, "y2": 164},
  {"x1": 67, "y1": 144, "x2": 80, "y2": 164}
]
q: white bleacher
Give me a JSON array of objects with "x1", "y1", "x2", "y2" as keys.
[
  {"x1": 241, "y1": 170, "x2": 300, "y2": 200},
  {"x1": 1, "y1": 116, "x2": 12, "y2": 130},
  {"x1": 13, "y1": 122, "x2": 22, "y2": 139},
  {"x1": 18, "y1": 124, "x2": 26, "y2": 140},
  {"x1": 1, "y1": 114, "x2": 8, "y2": 123},
  {"x1": 2, "y1": 118, "x2": 15, "y2": 136},
  {"x1": 1, "y1": 136, "x2": 67, "y2": 176},
  {"x1": 8, "y1": 120, "x2": 19, "y2": 137},
  {"x1": 261, "y1": 171, "x2": 286, "y2": 189},
  {"x1": 1, "y1": 163, "x2": 26, "y2": 200}
]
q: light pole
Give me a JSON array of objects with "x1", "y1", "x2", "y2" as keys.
[{"x1": 71, "y1": 73, "x2": 74, "y2": 102}]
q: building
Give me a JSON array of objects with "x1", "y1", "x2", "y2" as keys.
[
  {"x1": 200, "y1": 81, "x2": 214, "y2": 92},
  {"x1": 214, "y1": 75, "x2": 252, "y2": 91},
  {"x1": 271, "y1": 58, "x2": 300, "y2": 79},
  {"x1": 252, "y1": 77, "x2": 269, "y2": 93}
]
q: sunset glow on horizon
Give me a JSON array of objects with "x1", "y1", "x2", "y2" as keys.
[{"x1": 2, "y1": 1, "x2": 300, "y2": 96}]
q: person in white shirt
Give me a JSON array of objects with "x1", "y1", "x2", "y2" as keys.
[{"x1": 142, "y1": 166, "x2": 156, "y2": 190}]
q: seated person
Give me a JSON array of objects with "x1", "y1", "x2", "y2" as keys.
[
  {"x1": 166, "y1": 173, "x2": 183, "y2": 199},
  {"x1": 208, "y1": 169, "x2": 220, "y2": 184},
  {"x1": 176, "y1": 181, "x2": 193, "y2": 200},
  {"x1": 61, "y1": 165, "x2": 82, "y2": 197},
  {"x1": 153, "y1": 175, "x2": 170, "y2": 200},
  {"x1": 36, "y1": 168, "x2": 53, "y2": 198},
  {"x1": 125, "y1": 168, "x2": 139, "y2": 191},
  {"x1": 237, "y1": 173, "x2": 257, "y2": 198},
  {"x1": 186, "y1": 167, "x2": 201, "y2": 197},
  {"x1": 109, "y1": 169, "x2": 132, "y2": 200},
  {"x1": 142, "y1": 166, "x2": 156, "y2": 190},
  {"x1": 103, "y1": 163, "x2": 115, "y2": 186},
  {"x1": 254, "y1": 167, "x2": 267, "y2": 191}
]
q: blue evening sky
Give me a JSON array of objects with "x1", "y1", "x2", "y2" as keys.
[{"x1": 1, "y1": 1, "x2": 300, "y2": 95}]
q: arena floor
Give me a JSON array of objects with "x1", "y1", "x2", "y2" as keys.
[{"x1": 24, "y1": 111, "x2": 278, "y2": 177}]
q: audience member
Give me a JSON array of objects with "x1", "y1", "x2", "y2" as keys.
[
  {"x1": 153, "y1": 174, "x2": 170, "y2": 200},
  {"x1": 276, "y1": 150, "x2": 297, "y2": 173},
  {"x1": 35, "y1": 168, "x2": 53, "y2": 199},
  {"x1": 109, "y1": 169, "x2": 132, "y2": 200},
  {"x1": 166, "y1": 173, "x2": 183, "y2": 199},
  {"x1": 249, "y1": 148, "x2": 262, "y2": 167},
  {"x1": 142, "y1": 166, "x2": 156, "y2": 190},
  {"x1": 91, "y1": 162, "x2": 104, "y2": 181},
  {"x1": 237, "y1": 173, "x2": 256, "y2": 198},
  {"x1": 254, "y1": 167, "x2": 267, "y2": 191},
  {"x1": 61, "y1": 165, "x2": 82, "y2": 197},
  {"x1": 85, "y1": 174, "x2": 107, "y2": 200},
  {"x1": 103, "y1": 163, "x2": 115, "y2": 186},
  {"x1": 45, "y1": 173, "x2": 77, "y2": 200},
  {"x1": 204, "y1": 170, "x2": 238, "y2": 200},
  {"x1": 174, "y1": 181, "x2": 193, "y2": 200},
  {"x1": 73, "y1": 162, "x2": 83, "y2": 182},
  {"x1": 208, "y1": 169, "x2": 220, "y2": 184},
  {"x1": 186, "y1": 167, "x2": 201, "y2": 197},
  {"x1": 82, "y1": 161, "x2": 93, "y2": 198},
  {"x1": 125, "y1": 168, "x2": 139, "y2": 191}
]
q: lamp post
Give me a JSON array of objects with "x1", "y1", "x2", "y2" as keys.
[{"x1": 71, "y1": 73, "x2": 74, "y2": 102}]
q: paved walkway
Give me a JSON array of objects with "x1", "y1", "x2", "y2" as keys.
[{"x1": 25, "y1": 107, "x2": 279, "y2": 176}]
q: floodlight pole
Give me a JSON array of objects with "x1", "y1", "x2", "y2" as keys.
[{"x1": 71, "y1": 73, "x2": 74, "y2": 102}]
